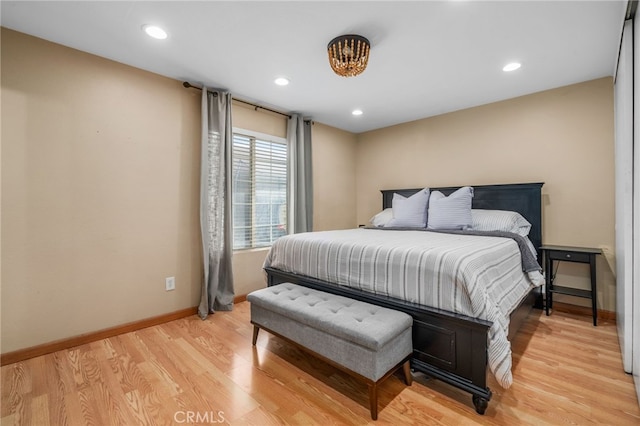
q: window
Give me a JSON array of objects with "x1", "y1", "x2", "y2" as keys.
[{"x1": 232, "y1": 130, "x2": 288, "y2": 249}]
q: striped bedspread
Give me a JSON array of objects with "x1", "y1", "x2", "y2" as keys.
[{"x1": 263, "y1": 228, "x2": 544, "y2": 388}]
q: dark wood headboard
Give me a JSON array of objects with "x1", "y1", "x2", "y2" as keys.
[{"x1": 381, "y1": 182, "x2": 544, "y2": 257}]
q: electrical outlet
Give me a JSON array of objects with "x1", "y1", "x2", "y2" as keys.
[{"x1": 165, "y1": 276, "x2": 176, "y2": 291}]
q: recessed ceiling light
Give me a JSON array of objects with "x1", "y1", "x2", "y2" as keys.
[
  {"x1": 274, "y1": 77, "x2": 290, "y2": 86},
  {"x1": 503, "y1": 62, "x2": 521, "y2": 72},
  {"x1": 142, "y1": 25, "x2": 168, "y2": 40},
  {"x1": 352, "y1": 109, "x2": 363, "y2": 116}
]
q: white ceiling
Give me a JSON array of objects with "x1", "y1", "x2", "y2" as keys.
[{"x1": 1, "y1": 1, "x2": 628, "y2": 133}]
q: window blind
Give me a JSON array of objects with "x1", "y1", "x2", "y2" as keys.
[{"x1": 232, "y1": 133, "x2": 288, "y2": 249}]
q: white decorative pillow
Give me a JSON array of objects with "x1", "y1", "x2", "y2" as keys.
[
  {"x1": 385, "y1": 188, "x2": 430, "y2": 228},
  {"x1": 471, "y1": 209, "x2": 532, "y2": 237},
  {"x1": 427, "y1": 186, "x2": 474, "y2": 230},
  {"x1": 369, "y1": 208, "x2": 393, "y2": 227}
]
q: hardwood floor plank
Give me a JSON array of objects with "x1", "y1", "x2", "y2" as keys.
[
  {"x1": 230, "y1": 405, "x2": 290, "y2": 426},
  {"x1": 62, "y1": 384, "x2": 85, "y2": 425},
  {"x1": 118, "y1": 333, "x2": 153, "y2": 363},
  {"x1": 76, "y1": 386, "x2": 105, "y2": 426},
  {"x1": 50, "y1": 351, "x2": 78, "y2": 396},
  {"x1": 66, "y1": 349, "x2": 90, "y2": 390},
  {"x1": 29, "y1": 395, "x2": 49, "y2": 426},
  {"x1": 1, "y1": 303, "x2": 639, "y2": 425},
  {"x1": 123, "y1": 389, "x2": 160, "y2": 426},
  {"x1": 42, "y1": 354, "x2": 69, "y2": 426},
  {"x1": 187, "y1": 371, "x2": 260, "y2": 422},
  {"x1": 226, "y1": 363, "x2": 296, "y2": 413},
  {"x1": 140, "y1": 357, "x2": 184, "y2": 398},
  {"x1": 1, "y1": 362, "x2": 31, "y2": 423}
]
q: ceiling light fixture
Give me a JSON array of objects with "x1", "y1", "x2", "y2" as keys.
[
  {"x1": 352, "y1": 109, "x2": 363, "y2": 116},
  {"x1": 503, "y1": 62, "x2": 521, "y2": 72},
  {"x1": 328, "y1": 34, "x2": 370, "y2": 77},
  {"x1": 142, "y1": 25, "x2": 168, "y2": 40},
  {"x1": 274, "y1": 77, "x2": 290, "y2": 86}
]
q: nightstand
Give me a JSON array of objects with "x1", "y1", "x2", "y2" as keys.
[{"x1": 540, "y1": 245, "x2": 602, "y2": 326}]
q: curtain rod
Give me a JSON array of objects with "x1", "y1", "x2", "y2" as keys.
[{"x1": 183, "y1": 81, "x2": 292, "y2": 119}]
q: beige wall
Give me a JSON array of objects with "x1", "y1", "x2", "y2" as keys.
[
  {"x1": 356, "y1": 78, "x2": 616, "y2": 311},
  {"x1": 1, "y1": 29, "x2": 202, "y2": 353},
  {"x1": 1, "y1": 29, "x2": 358, "y2": 353},
  {"x1": 233, "y1": 102, "x2": 288, "y2": 138},
  {"x1": 312, "y1": 123, "x2": 358, "y2": 231}
]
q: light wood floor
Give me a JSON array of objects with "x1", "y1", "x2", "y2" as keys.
[{"x1": 2, "y1": 302, "x2": 639, "y2": 425}]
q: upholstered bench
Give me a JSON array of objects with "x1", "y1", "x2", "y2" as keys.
[{"x1": 247, "y1": 282, "x2": 413, "y2": 420}]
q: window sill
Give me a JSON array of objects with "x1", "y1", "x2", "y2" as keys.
[{"x1": 233, "y1": 247, "x2": 272, "y2": 254}]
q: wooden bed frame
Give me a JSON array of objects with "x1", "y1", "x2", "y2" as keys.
[{"x1": 264, "y1": 182, "x2": 544, "y2": 414}]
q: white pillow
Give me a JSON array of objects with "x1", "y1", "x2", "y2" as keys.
[
  {"x1": 471, "y1": 209, "x2": 532, "y2": 237},
  {"x1": 385, "y1": 188, "x2": 430, "y2": 228},
  {"x1": 427, "y1": 186, "x2": 474, "y2": 230},
  {"x1": 369, "y1": 208, "x2": 393, "y2": 227}
]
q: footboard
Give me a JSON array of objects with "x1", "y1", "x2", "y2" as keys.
[
  {"x1": 265, "y1": 267, "x2": 493, "y2": 414},
  {"x1": 410, "y1": 310, "x2": 492, "y2": 414}
]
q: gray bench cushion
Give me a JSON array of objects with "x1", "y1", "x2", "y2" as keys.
[{"x1": 247, "y1": 283, "x2": 412, "y2": 351}]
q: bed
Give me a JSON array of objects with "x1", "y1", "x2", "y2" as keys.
[{"x1": 263, "y1": 182, "x2": 544, "y2": 414}]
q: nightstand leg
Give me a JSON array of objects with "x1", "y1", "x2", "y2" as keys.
[
  {"x1": 590, "y1": 254, "x2": 597, "y2": 326},
  {"x1": 545, "y1": 254, "x2": 552, "y2": 316}
]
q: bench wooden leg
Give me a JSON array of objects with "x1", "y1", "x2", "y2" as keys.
[
  {"x1": 252, "y1": 325, "x2": 260, "y2": 345},
  {"x1": 368, "y1": 383, "x2": 378, "y2": 420},
  {"x1": 403, "y1": 360, "x2": 412, "y2": 386}
]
